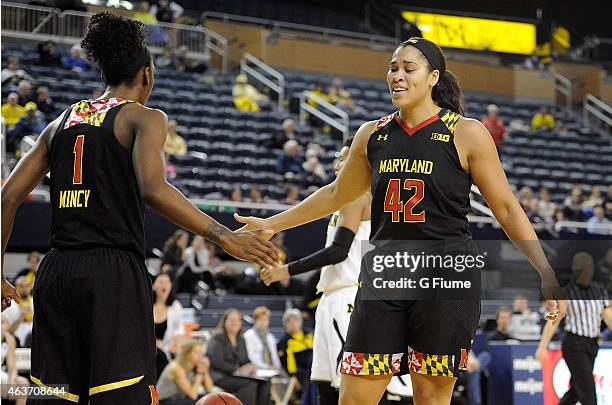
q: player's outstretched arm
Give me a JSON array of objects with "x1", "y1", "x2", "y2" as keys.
[
  {"x1": 261, "y1": 193, "x2": 369, "y2": 285},
  {"x1": 235, "y1": 121, "x2": 376, "y2": 236},
  {"x1": 456, "y1": 118, "x2": 566, "y2": 323},
  {"x1": 131, "y1": 107, "x2": 278, "y2": 268},
  {"x1": 1, "y1": 118, "x2": 58, "y2": 310}
]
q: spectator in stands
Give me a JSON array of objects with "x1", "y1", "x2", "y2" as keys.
[
  {"x1": 63, "y1": 44, "x2": 90, "y2": 72},
  {"x1": 157, "y1": 340, "x2": 215, "y2": 402},
  {"x1": 164, "y1": 119, "x2": 187, "y2": 156},
  {"x1": 531, "y1": 105, "x2": 556, "y2": 131},
  {"x1": 466, "y1": 307, "x2": 516, "y2": 405},
  {"x1": 207, "y1": 308, "x2": 271, "y2": 405},
  {"x1": 150, "y1": 0, "x2": 183, "y2": 23},
  {"x1": 233, "y1": 74, "x2": 268, "y2": 112},
  {"x1": 0, "y1": 317, "x2": 28, "y2": 405},
  {"x1": 1, "y1": 57, "x2": 32, "y2": 86},
  {"x1": 509, "y1": 295, "x2": 541, "y2": 340},
  {"x1": 7, "y1": 102, "x2": 47, "y2": 151},
  {"x1": 481, "y1": 104, "x2": 506, "y2": 150},
  {"x1": 265, "y1": 118, "x2": 297, "y2": 149},
  {"x1": 164, "y1": 153, "x2": 177, "y2": 182},
  {"x1": 2, "y1": 277, "x2": 34, "y2": 348},
  {"x1": 518, "y1": 186, "x2": 534, "y2": 211},
  {"x1": 282, "y1": 185, "x2": 300, "y2": 205},
  {"x1": 307, "y1": 81, "x2": 328, "y2": 107},
  {"x1": 328, "y1": 78, "x2": 355, "y2": 112},
  {"x1": 12, "y1": 251, "x2": 40, "y2": 287},
  {"x1": 34, "y1": 86, "x2": 55, "y2": 117},
  {"x1": 586, "y1": 206, "x2": 611, "y2": 235},
  {"x1": 161, "y1": 230, "x2": 189, "y2": 274},
  {"x1": 248, "y1": 185, "x2": 264, "y2": 203},
  {"x1": 178, "y1": 235, "x2": 217, "y2": 293},
  {"x1": 564, "y1": 186, "x2": 586, "y2": 221},
  {"x1": 229, "y1": 186, "x2": 242, "y2": 203},
  {"x1": 278, "y1": 309, "x2": 315, "y2": 405},
  {"x1": 302, "y1": 148, "x2": 327, "y2": 187},
  {"x1": 132, "y1": 1, "x2": 158, "y2": 25},
  {"x1": 606, "y1": 201, "x2": 612, "y2": 221},
  {"x1": 156, "y1": 47, "x2": 175, "y2": 69},
  {"x1": 606, "y1": 185, "x2": 612, "y2": 207},
  {"x1": 37, "y1": 40, "x2": 63, "y2": 67},
  {"x1": 17, "y1": 80, "x2": 34, "y2": 106},
  {"x1": 276, "y1": 140, "x2": 303, "y2": 176},
  {"x1": 526, "y1": 198, "x2": 546, "y2": 233},
  {"x1": 174, "y1": 45, "x2": 211, "y2": 74},
  {"x1": 153, "y1": 273, "x2": 185, "y2": 355},
  {"x1": 244, "y1": 307, "x2": 282, "y2": 371},
  {"x1": 595, "y1": 248, "x2": 612, "y2": 292},
  {"x1": 1, "y1": 93, "x2": 25, "y2": 128},
  {"x1": 583, "y1": 186, "x2": 604, "y2": 209},
  {"x1": 538, "y1": 188, "x2": 556, "y2": 221}
]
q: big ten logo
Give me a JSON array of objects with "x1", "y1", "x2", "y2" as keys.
[{"x1": 431, "y1": 133, "x2": 450, "y2": 142}]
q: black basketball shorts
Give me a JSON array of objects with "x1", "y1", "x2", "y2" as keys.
[
  {"x1": 29, "y1": 248, "x2": 158, "y2": 405},
  {"x1": 341, "y1": 294, "x2": 480, "y2": 379}
]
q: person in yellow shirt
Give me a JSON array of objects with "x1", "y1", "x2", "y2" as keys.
[
  {"x1": 531, "y1": 105, "x2": 556, "y2": 131},
  {"x1": 232, "y1": 73, "x2": 268, "y2": 112},
  {"x1": 1, "y1": 93, "x2": 25, "y2": 128},
  {"x1": 327, "y1": 78, "x2": 355, "y2": 112},
  {"x1": 132, "y1": 1, "x2": 158, "y2": 25},
  {"x1": 307, "y1": 81, "x2": 328, "y2": 108},
  {"x1": 164, "y1": 119, "x2": 187, "y2": 156}
]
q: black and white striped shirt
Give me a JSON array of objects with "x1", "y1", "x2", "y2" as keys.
[{"x1": 564, "y1": 281, "x2": 610, "y2": 338}]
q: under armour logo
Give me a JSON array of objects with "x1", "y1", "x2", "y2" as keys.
[
  {"x1": 377, "y1": 134, "x2": 388, "y2": 141},
  {"x1": 407, "y1": 38, "x2": 419, "y2": 43},
  {"x1": 347, "y1": 303, "x2": 354, "y2": 313}
]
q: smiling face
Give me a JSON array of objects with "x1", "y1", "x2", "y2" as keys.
[
  {"x1": 153, "y1": 273, "x2": 172, "y2": 301},
  {"x1": 387, "y1": 45, "x2": 439, "y2": 110}
]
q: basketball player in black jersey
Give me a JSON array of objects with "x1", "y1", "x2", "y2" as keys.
[
  {"x1": 236, "y1": 38, "x2": 566, "y2": 405},
  {"x1": 1, "y1": 13, "x2": 277, "y2": 404}
]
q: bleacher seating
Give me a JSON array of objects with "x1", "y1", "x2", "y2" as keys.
[{"x1": 2, "y1": 43, "x2": 610, "y2": 207}]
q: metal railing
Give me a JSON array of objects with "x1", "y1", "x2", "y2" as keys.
[
  {"x1": 201, "y1": 11, "x2": 397, "y2": 50},
  {"x1": 299, "y1": 91, "x2": 350, "y2": 141},
  {"x1": 583, "y1": 93, "x2": 612, "y2": 132},
  {"x1": 240, "y1": 53, "x2": 285, "y2": 111},
  {"x1": 555, "y1": 220, "x2": 612, "y2": 234},
  {"x1": 553, "y1": 72, "x2": 573, "y2": 113},
  {"x1": 469, "y1": 185, "x2": 494, "y2": 217},
  {"x1": 1, "y1": 2, "x2": 229, "y2": 73}
]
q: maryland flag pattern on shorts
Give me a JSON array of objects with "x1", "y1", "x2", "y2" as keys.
[
  {"x1": 408, "y1": 346, "x2": 455, "y2": 377},
  {"x1": 340, "y1": 352, "x2": 403, "y2": 376}
]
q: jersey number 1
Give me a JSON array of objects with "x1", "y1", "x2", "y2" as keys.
[
  {"x1": 383, "y1": 178, "x2": 425, "y2": 222},
  {"x1": 73, "y1": 135, "x2": 84, "y2": 185}
]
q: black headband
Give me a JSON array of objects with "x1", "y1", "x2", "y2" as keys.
[{"x1": 401, "y1": 37, "x2": 446, "y2": 79}]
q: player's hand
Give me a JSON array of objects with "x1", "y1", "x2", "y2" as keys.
[
  {"x1": 1, "y1": 277, "x2": 20, "y2": 311},
  {"x1": 261, "y1": 264, "x2": 290, "y2": 286},
  {"x1": 540, "y1": 272, "x2": 566, "y2": 325},
  {"x1": 234, "y1": 213, "x2": 275, "y2": 240},
  {"x1": 220, "y1": 231, "x2": 279, "y2": 268}
]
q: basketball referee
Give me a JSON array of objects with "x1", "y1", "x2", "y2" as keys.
[{"x1": 536, "y1": 252, "x2": 612, "y2": 405}]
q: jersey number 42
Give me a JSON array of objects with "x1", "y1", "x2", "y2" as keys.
[{"x1": 383, "y1": 178, "x2": 425, "y2": 223}]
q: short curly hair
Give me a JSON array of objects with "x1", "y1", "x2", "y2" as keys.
[{"x1": 81, "y1": 12, "x2": 151, "y2": 86}]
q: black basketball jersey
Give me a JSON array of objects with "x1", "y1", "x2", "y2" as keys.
[
  {"x1": 367, "y1": 109, "x2": 472, "y2": 241},
  {"x1": 49, "y1": 98, "x2": 146, "y2": 257}
]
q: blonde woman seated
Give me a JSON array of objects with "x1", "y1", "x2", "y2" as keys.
[{"x1": 157, "y1": 340, "x2": 215, "y2": 403}]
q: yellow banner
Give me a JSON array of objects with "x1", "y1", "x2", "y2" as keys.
[{"x1": 402, "y1": 11, "x2": 536, "y2": 55}]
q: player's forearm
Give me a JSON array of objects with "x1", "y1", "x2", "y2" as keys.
[
  {"x1": 1, "y1": 196, "x2": 17, "y2": 265},
  {"x1": 537, "y1": 321, "x2": 558, "y2": 350},
  {"x1": 268, "y1": 183, "x2": 345, "y2": 233},
  {"x1": 494, "y1": 202, "x2": 555, "y2": 278},
  {"x1": 144, "y1": 182, "x2": 232, "y2": 245}
]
